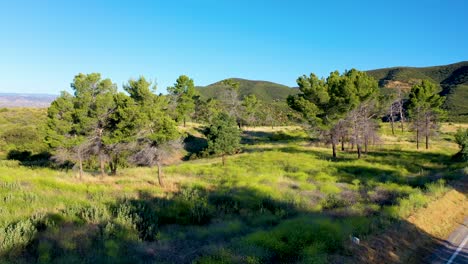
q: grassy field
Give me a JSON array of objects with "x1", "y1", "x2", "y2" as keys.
[{"x1": 0, "y1": 122, "x2": 466, "y2": 263}]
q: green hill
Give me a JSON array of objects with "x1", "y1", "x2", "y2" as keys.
[
  {"x1": 196, "y1": 78, "x2": 299, "y2": 102},
  {"x1": 367, "y1": 61, "x2": 468, "y2": 122}
]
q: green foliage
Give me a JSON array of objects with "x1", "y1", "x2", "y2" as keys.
[
  {"x1": 168, "y1": 75, "x2": 198, "y2": 126},
  {"x1": 408, "y1": 79, "x2": 446, "y2": 149},
  {"x1": 242, "y1": 94, "x2": 261, "y2": 125},
  {"x1": 45, "y1": 74, "x2": 180, "y2": 175},
  {"x1": 0, "y1": 218, "x2": 38, "y2": 255},
  {"x1": 454, "y1": 128, "x2": 468, "y2": 161},
  {"x1": 194, "y1": 98, "x2": 222, "y2": 124},
  {"x1": 0, "y1": 108, "x2": 48, "y2": 157},
  {"x1": 45, "y1": 73, "x2": 118, "y2": 175},
  {"x1": 125, "y1": 76, "x2": 179, "y2": 144},
  {"x1": 203, "y1": 112, "x2": 241, "y2": 163},
  {"x1": 288, "y1": 69, "x2": 379, "y2": 157},
  {"x1": 0, "y1": 113, "x2": 462, "y2": 263},
  {"x1": 408, "y1": 80, "x2": 444, "y2": 116},
  {"x1": 243, "y1": 217, "x2": 347, "y2": 261},
  {"x1": 289, "y1": 69, "x2": 379, "y2": 127},
  {"x1": 45, "y1": 91, "x2": 75, "y2": 149},
  {"x1": 197, "y1": 78, "x2": 298, "y2": 102}
]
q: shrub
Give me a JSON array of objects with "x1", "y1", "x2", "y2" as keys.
[
  {"x1": 425, "y1": 179, "x2": 448, "y2": 198},
  {"x1": 209, "y1": 193, "x2": 240, "y2": 214},
  {"x1": 321, "y1": 194, "x2": 350, "y2": 209},
  {"x1": 300, "y1": 242, "x2": 328, "y2": 264},
  {"x1": 385, "y1": 190, "x2": 429, "y2": 218},
  {"x1": 0, "y1": 218, "x2": 38, "y2": 256},
  {"x1": 454, "y1": 128, "x2": 468, "y2": 161},
  {"x1": 319, "y1": 183, "x2": 341, "y2": 195}
]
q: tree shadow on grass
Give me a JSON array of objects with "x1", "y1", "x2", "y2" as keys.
[
  {"x1": 6, "y1": 150, "x2": 52, "y2": 167},
  {"x1": 241, "y1": 130, "x2": 309, "y2": 145},
  {"x1": 0, "y1": 183, "x2": 460, "y2": 264},
  {"x1": 183, "y1": 134, "x2": 208, "y2": 160}
]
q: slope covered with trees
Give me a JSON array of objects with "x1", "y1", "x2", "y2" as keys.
[
  {"x1": 367, "y1": 61, "x2": 468, "y2": 122},
  {"x1": 196, "y1": 78, "x2": 299, "y2": 102}
]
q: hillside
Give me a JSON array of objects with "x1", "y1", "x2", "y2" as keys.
[
  {"x1": 367, "y1": 61, "x2": 468, "y2": 122},
  {"x1": 196, "y1": 78, "x2": 299, "y2": 102},
  {"x1": 0, "y1": 93, "x2": 56, "y2": 108}
]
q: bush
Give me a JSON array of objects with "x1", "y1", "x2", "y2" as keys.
[
  {"x1": 425, "y1": 179, "x2": 448, "y2": 198},
  {"x1": 0, "y1": 219, "x2": 38, "y2": 256},
  {"x1": 321, "y1": 194, "x2": 350, "y2": 209},
  {"x1": 454, "y1": 128, "x2": 468, "y2": 161},
  {"x1": 113, "y1": 200, "x2": 158, "y2": 241},
  {"x1": 385, "y1": 190, "x2": 429, "y2": 218}
]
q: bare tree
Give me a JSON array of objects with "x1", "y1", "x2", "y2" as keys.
[
  {"x1": 219, "y1": 79, "x2": 244, "y2": 128},
  {"x1": 347, "y1": 101, "x2": 380, "y2": 158},
  {"x1": 396, "y1": 86, "x2": 406, "y2": 132},
  {"x1": 51, "y1": 141, "x2": 92, "y2": 179},
  {"x1": 129, "y1": 139, "x2": 183, "y2": 186}
]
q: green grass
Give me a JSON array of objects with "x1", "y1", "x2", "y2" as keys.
[{"x1": 0, "y1": 123, "x2": 465, "y2": 263}]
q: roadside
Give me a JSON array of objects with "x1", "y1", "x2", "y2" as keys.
[
  {"x1": 350, "y1": 179, "x2": 467, "y2": 263},
  {"x1": 429, "y1": 217, "x2": 468, "y2": 264}
]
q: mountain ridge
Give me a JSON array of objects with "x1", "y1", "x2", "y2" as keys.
[
  {"x1": 1, "y1": 61, "x2": 467, "y2": 122},
  {"x1": 366, "y1": 61, "x2": 468, "y2": 121}
]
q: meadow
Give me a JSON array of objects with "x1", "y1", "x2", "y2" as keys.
[{"x1": 0, "y1": 117, "x2": 466, "y2": 263}]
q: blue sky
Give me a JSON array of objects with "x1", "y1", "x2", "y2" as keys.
[{"x1": 0, "y1": 0, "x2": 467, "y2": 94}]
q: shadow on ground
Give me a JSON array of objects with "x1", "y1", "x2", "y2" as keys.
[{"x1": 0, "y1": 182, "x2": 458, "y2": 264}]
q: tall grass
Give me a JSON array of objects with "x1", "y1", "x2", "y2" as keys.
[{"x1": 0, "y1": 123, "x2": 463, "y2": 263}]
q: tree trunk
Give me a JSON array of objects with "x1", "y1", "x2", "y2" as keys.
[
  {"x1": 357, "y1": 144, "x2": 362, "y2": 159},
  {"x1": 331, "y1": 134, "x2": 337, "y2": 158},
  {"x1": 110, "y1": 160, "x2": 117, "y2": 175},
  {"x1": 156, "y1": 163, "x2": 164, "y2": 186},
  {"x1": 416, "y1": 127, "x2": 419, "y2": 150},
  {"x1": 364, "y1": 137, "x2": 368, "y2": 154},
  {"x1": 390, "y1": 106, "x2": 395, "y2": 135},
  {"x1": 341, "y1": 136, "x2": 345, "y2": 151},
  {"x1": 398, "y1": 96, "x2": 405, "y2": 132},
  {"x1": 332, "y1": 142, "x2": 337, "y2": 158},
  {"x1": 222, "y1": 154, "x2": 226, "y2": 166},
  {"x1": 425, "y1": 115, "x2": 429, "y2": 150},
  {"x1": 78, "y1": 154, "x2": 83, "y2": 180},
  {"x1": 425, "y1": 132, "x2": 429, "y2": 150},
  {"x1": 183, "y1": 117, "x2": 186, "y2": 127},
  {"x1": 99, "y1": 155, "x2": 106, "y2": 177}
]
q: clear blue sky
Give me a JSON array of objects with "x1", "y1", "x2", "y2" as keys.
[{"x1": 0, "y1": 0, "x2": 467, "y2": 94}]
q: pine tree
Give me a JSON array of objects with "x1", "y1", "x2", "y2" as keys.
[
  {"x1": 167, "y1": 75, "x2": 197, "y2": 127},
  {"x1": 408, "y1": 80, "x2": 445, "y2": 149},
  {"x1": 203, "y1": 112, "x2": 241, "y2": 166},
  {"x1": 125, "y1": 77, "x2": 180, "y2": 186}
]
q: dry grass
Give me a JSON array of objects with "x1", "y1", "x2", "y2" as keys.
[
  {"x1": 352, "y1": 178, "x2": 467, "y2": 263},
  {"x1": 440, "y1": 122, "x2": 468, "y2": 133}
]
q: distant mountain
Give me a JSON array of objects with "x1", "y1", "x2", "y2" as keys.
[
  {"x1": 196, "y1": 78, "x2": 299, "y2": 102},
  {"x1": 0, "y1": 93, "x2": 56, "y2": 108},
  {"x1": 367, "y1": 61, "x2": 468, "y2": 122}
]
